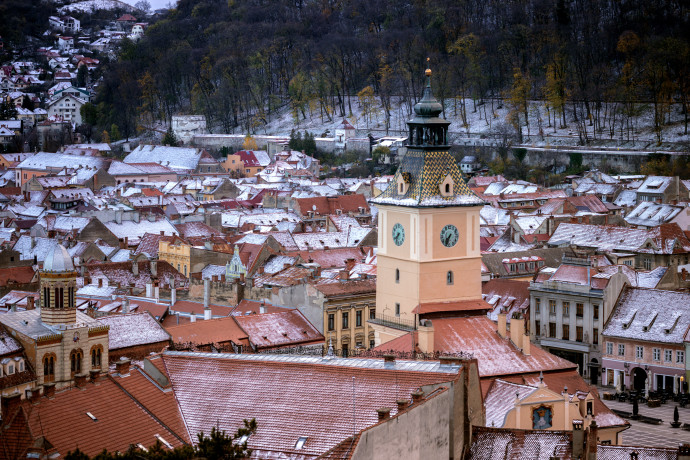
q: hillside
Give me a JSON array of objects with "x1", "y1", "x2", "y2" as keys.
[{"x1": 90, "y1": 0, "x2": 690, "y2": 150}]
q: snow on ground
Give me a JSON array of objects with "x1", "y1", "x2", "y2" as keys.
[
  {"x1": 58, "y1": 0, "x2": 137, "y2": 14},
  {"x1": 243, "y1": 95, "x2": 690, "y2": 151}
]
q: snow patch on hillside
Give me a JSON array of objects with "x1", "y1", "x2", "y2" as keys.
[{"x1": 58, "y1": 0, "x2": 136, "y2": 14}]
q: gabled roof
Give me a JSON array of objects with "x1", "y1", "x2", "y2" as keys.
[
  {"x1": 165, "y1": 315, "x2": 249, "y2": 347},
  {"x1": 97, "y1": 312, "x2": 170, "y2": 350},
  {"x1": 234, "y1": 309, "x2": 323, "y2": 349},
  {"x1": 162, "y1": 351, "x2": 463, "y2": 458}
]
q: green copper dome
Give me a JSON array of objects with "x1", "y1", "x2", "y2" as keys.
[{"x1": 413, "y1": 68, "x2": 443, "y2": 118}]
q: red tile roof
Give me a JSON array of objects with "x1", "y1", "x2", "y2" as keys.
[
  {"x1": 17, "y1": 372, "x2": 187, "y2": 457},
  {"x1": 165, "y1": 315, "x2": 249, "y2": 347},
  {"x1": 288, "y1": 247, "x2": 367, "y2": 269},
  {"x1": 162, "y1": 351, "x2": 463, "y2": 458},
  {"x1": 314, "y1": 279, "x2": 376, "y2": 297},
  {"x1": 295, "y1": 194, "x2": 369, "y2": 217},
  {"x1": 234, "y1": 309, "x2": 324, "y2": 349},
  {"x1": 0, "y1": 266, "x2": 35, "y2": 287}
]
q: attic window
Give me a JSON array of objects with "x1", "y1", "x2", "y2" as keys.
[
  {"x1": 86, "y1": 412, "x2": 98, "y2": 421},
  {"x1": 295, "y1": 436, "x2": 308, "y2": 450}
]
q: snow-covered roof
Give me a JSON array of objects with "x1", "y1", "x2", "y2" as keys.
[
  {"x1": 96, "y1": 312, "x2": 170, "y2": 350},
  {"x1": 637, "y1": 176, "x2": 673, "y2": 195},
  {"x1": 123, "y1": 145, "x2": 203, "y2": 172},
  {"x1": 16, "y1": 152, "x2": 106, "y2": 171},
  {"x1": 603, "y1": 287, "x2": 690, "y2": 344},
  {"x1": 624, "y1": 201, "x2": 684, "y2": 228}
]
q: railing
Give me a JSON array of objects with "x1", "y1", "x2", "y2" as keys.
[{"x1": 368, "y1": 314, "x2": 417, "y2": 332}]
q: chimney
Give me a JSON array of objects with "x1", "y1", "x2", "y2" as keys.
[
  {"x1": 376, "y1": 407, "x2": 391, "y2": 421},
  {"x1": 497, "y1": 310, "x2": 507, "y2": 338},
  {"x1": 74, "y1": 372, "x2": 88, "y2": 388},
  {"x1": 132, "y1": 261, "x2": 139, "y2": 276},
  {"x1": 339, "y1": 269, "x2": 349, "y2": 281},
  {"x1": 122, "y1": 298, "x2": 130, "y2": 314},
  {"x1": 29, "y1": 387, "x2": 42, "y2": 404},
  {"x1": 154, "y1": 285, "x2": 160, "y2": 302},
  {"x1": 1, "y1": 392, "x2": 21, "y2": 419},
  {"x1": 678, "y1": 445, "x2": 690, "y2": 460},
  {"x1": 43, "y1": 383, "x2": 55, "y2": 398},
  {"x1": 171, "y1": 287, "x2": 176, "y2": 306},
  {"x1": 89, "y1": 369, "x2": 100, "y2": 383},
  {"x1": 150, "y1": 260, "x2": 157, "y2": 277},
  {"x1": 26, "y1": 296, "x2": 35, "y2": 310},
  {"x1": 115, "y1": 358, "x2": 131, "y2": 376},
  {"x1": 411, "y1": 390, "x2": 424, "y2": 404},
  {"x1": 203, "y1": 279, "x2": 210, "y2": 309},
  {"x1": 115, "y1": 210, "x2": 122, "y2": 224},
  {"x1": 145, "y1": 282, "x2": 152, "y2": 298},
  {"x1": 383, "y1": 354, "x2": 395, "y2": 365},
  {"x1": 190, "y1": 314, "x2": 196, "y2": 323},
  {"x1": 510, "y1": 313, "x2": 526, "y2": 352},
  {"x1": 260, "y1": 301, "x2": 266, "y2": 314},
  {"x1": 417, "y1": 319, "x2": 434, "y2": 353},
  {"x1": 204, "y1": 307, "x2": 212, "y2": 320},
  {"x1": 396, "y1": 399, "x2": 409, "y2": 412},
  {"x1": 572, "y1": 420, "x2": 584, "y2": 459},
  {"x1": 522, "y1": 331, "x2": 531, "y2": 356},
  {"x1": 586, "y1": 420, "x2": 598, "y2": 458}
]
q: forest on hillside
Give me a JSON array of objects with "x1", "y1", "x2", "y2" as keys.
[{"x1": 82, "y1": 0, "x2": 690, "y2": 144}]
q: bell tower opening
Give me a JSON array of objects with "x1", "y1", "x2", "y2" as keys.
[{"x1": 40, "y1": 244, "x2": 78, "y2": 325}]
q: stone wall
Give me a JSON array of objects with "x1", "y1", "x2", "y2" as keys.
[{"x1": 172, "y1": 115, "x2": 208, "y2": 145}]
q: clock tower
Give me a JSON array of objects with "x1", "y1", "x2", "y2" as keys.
[{"x1": 370, "y1": 65, "x2": 485, "y2": 345}]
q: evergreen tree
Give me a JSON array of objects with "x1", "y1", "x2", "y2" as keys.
[
  {"x1": 303, "y1": 131, "x2": 317, "y2": 156},
  {"x1": 162, "y1": 127, "x2": 178, "y2": 146},
  {"x1": 288, "y1": 129, "x2": 302, "y2": 151}
]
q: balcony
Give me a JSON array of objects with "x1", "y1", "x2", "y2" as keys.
[{"x1": 368, "y1": 314, "x2": 416, "y2": 332}]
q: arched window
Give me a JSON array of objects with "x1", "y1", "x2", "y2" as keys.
[
  {"x1": 399, "y1": 183, "x2": 403, "y2": 193},
  {"x1": 445, "y1": 183, "x2": 450, "y2": 194},
  {"x1": 70, "y1": 349, "x2": 83, "y2": 375},
  {"x1": 43, "y1": 286, "x2": 50, "y2": 308},
  {"x1": 91, "y1": 346, "x2": 102, "y2": 368},
  {"x1": 395, "y1": 269, "x2": 400, "y2": 283},
  {"x1": 447, "y1": 271, "x2": 454, "y2": 285},
  {"x1": 43, "y1": 354, "x2": 56, "y2": 383}
]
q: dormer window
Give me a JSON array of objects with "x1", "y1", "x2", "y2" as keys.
[
  {"x1": 396, "y1": 173, "x2": 411, "y2": 196},
  {"x1": 295, "y1": 436, "x2": 308, "y2": 450},
  {"x1": 440, "y1": 174, "x2": 454, "y2": 197}
]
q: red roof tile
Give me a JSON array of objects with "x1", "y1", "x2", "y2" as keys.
[
  {"x1": 295, "y1": 194, "x2": 369, "y2": 217},
  {"x1": 234, "y1": 309, "x2": 324, "y2": 349},
  {"x1": 165, "y1": 315, "x2": 249, "y2": 347}
]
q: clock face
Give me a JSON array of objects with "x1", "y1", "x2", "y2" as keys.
[
  {"x1": 392, "y1": 223, "x2": 405, "y2": 246},
  {"x1": 440, "y1": 224, "x2": 459, "y2": 248}
]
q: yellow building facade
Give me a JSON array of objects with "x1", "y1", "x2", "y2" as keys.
[{"x1": 159, "y1": 237, "x2": 191, "y2": 277}]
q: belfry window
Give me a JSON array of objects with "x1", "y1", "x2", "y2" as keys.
[
  {"x1": 447, "y1": 271, "x2": 454, "y2": 285},
  {"x1": 70, "y1": 349, "x2": 83, "y2": 374},
  {"x1": 395, "y1": 269, "x2": 400, "y2": 283}
]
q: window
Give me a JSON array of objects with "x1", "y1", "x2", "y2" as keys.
[
  {"x1": 70, "y1": 350, "x2": 83, "y2": 374},
  {"x1": 395, "y1": 269, "x2": 399, "y2": 283},
  {"x1": 678, "y1": 351, "x2": 685, "y2": 364},
  {"x1": 356, "y1": 310, "x2": 362, "y2": 327},
  {"x1": 562, "y1": 324, "x2": 570, "y2": 340},
  {"x1": 369, "y1": 339, "x2": 375, "y2": 349},
  {"x1": 606, "y1": 342, "x2": 613, "y2": 355},
  {"x1": 535, "y1": 320, "x2": 541, "y2": 336},
  {"x1": 549, "y1": 300, "x2": 556, "y2": 315},
  {"x1": 562, "y1": 302, "x2": 570, "y2": 317},
  {"x1": 636, "y1": 346, "x2": 644, "y2": 359},
  {"x1": 593, "y1": 304, "x2": 599, "y2": 320},
  {"x1": 535, "y1": 298, "x2": 540, "y2": 314},
  {"x1": 295, "y1": 437, "x2": 308, "y2": 450},
  {"x1": 369, "y1": 309, "x2": 376, "y2": 320},
  {"x1": 576, "y1": 303, "x2": 584, "y2": 318},
  {"x1": 328, "y1": 314, "x2": 334, "y2": 331},
  {"x1": 43, "y1": 354, "x2": 55, "y2": 383},
  {"x1": 549, "y1": 323, "x2": 556, "y2": 338},
  {"x1": 342, "y1": 312, "x2": 349, "y2": 329},
  {"x1": 653, "y1": 348, "x2": 660, "y2": 361},
  {"x1": 447, "y1": 271, "x2": 454, "y2": 285},
  {"x1": 576, "y1": 326, "x2": 583, "y2": 342},
  {"x1": 593, "y1": 328, "x2": 598, "y2": 344},
  {"x1": 395, "y1": 303, "x2": 400, "y2": 317},
  {"x1": 7, "y1": 364, "x2": 14, "y2": 375},
  {"x1": 618, "y1": 344, "x2": 625, "y2": 356},
  {"x1": 91, "y1": 346, "x2": 102, "y2": 368},
  {"x1": 342, "y1": 343, "x2": 349, "y2": 358},
  {"x1": 665, "y1": 349, "x2": 673, "y2": 362},
  {"x1": 643, "y1": 258, "x2": 652, "y2": 270}
]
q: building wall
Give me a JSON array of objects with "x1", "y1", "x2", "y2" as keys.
[
  {"x1": 323, "y1": 292, "x2": 376, "y2": 353},
  {"x1": 602, "y1": 337, "x2": 685, "y2": 391},
  {"x1": 159, "y1": 241, "x2": 191, "y2": 277},
  {"x1": 376, "y1": 204, "x2": 483, "y2": 325}
]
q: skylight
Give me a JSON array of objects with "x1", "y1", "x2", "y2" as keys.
[
  {"x1": 155, "y1": 434, "x2": 173, "y2": 449},
  {"x1": 295, "y1": 436, "x2": 308, "y2": 450},
  {"x1": 238, "y1": 434, "x2": 250, "y2": 444},
  {"x1": 86, "y1": 412, "x2": 98, "y2": 421}
]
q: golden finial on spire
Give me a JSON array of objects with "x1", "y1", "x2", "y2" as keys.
[{"x1": 425, "y1": 57, "x2": 432, "y2": 76}]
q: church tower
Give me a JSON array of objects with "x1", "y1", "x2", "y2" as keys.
[
  {"x1": 40, "y1": 244, "x2": 78, "y2": 325},
  {"x1": 370, "y1": 64, "x2": 485, "y2": 345}
]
